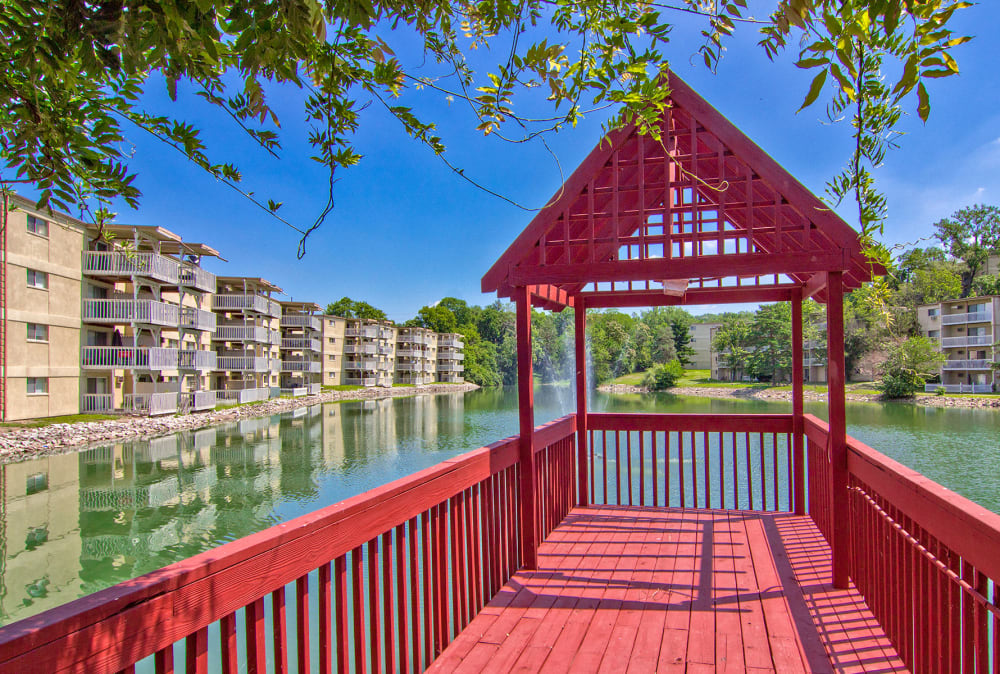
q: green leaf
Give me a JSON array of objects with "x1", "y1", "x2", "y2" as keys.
[
  {"x1": 798, "y1": 68, "x2": 828, "y2": 112},
  {"x1": 917, "y1": 82, "x2": 930, "y2": 122}
]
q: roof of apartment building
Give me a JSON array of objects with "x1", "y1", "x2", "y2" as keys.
[
  {"x1": 216, "y1": 276, "x2": 283, "y2": 293},
  {"x1": 917, "y1": 295, "x2": 999, "y2": 310},
  {"x1": 7, "y1": 193, "x2": 90, "y2": 229},
  {"x1": 279, "y1": 301, "x2": 322, "y2": 312},
  {"x1": 158, "y1": 240, "x2": 223, "y2": 259}
]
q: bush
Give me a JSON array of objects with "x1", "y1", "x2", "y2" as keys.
[
  {"x1": 878, "y1": 371, "x2": 924, "y2": 399},
  {"x1": 642, "y1": 360, "x2": 684, "y2": 390},
  {"x1": 934, "y1": 386, "x2": 946, "y2": 396}
]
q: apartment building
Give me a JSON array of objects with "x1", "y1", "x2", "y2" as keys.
[
  {"x1": 688, "y1": 322, "x2": 720, "y2": 370},
  {"x1": 344, "y1": 318, "x2": 396, "y2": 387},
  {"x1": 2, "y1": 196, "x2": 466, "y2": 420},
  {"x1": 2, "y1": 195, "x2": 86, "y2": 420},
  {"x1": 278, "y1": 301, "x2": 322, "y2": 396},
  {"x1": 803, "y1": 322, "x2": 827, "y2": 383},
  {"x1": 917, "y1": 296, "x2": 999, "y2": 393},
  {"x1": 436, "y1": 332, "x2": 465, "y2": 382},
  {"x1": 211, "y1": 277, "x2": 283, "y2": 404}
]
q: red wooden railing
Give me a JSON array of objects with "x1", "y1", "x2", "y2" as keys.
[
  {"x1": 587, "y1": 413, "x2": 799, "y2": 512},
  {"x1": 805, "y1": 414, "x2": 1000, "y2": 674},
  {"x1": 0, "y1": 415, "x2": 576, "y2": 673}
]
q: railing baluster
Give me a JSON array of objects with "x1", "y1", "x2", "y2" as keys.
[
  {"x1": 639, "y1": 430, "x2": 645, "y2": 506},
  {"x1": 220, "y1": 612, "x2": 239, "y2": 674},
  {"x1": 296, "y1": 575, "x2": 311, "y2": 674},
  {"x1": 319, "y1": 563, "x2": 333, "y2": 674},
  {"x1": 335, "y1": 556, "x2": 349, "y2": 674},
  {"x1": 271, "y1": 587, "x2": 288, "y2": 674},
  {"x1": 702, "y1": 430, "x2": 709, "y2": 509},
  {"x1": 185, "y1": 627, "x2": 208, "y2": 674},
  {"x1": 154, "y1": 645, "x2": 174, "y2": 674},
  {"x1": 395, "y1": 524, "x2": 408, "y2": 673},
  {"x1": 351, "y1": 547, "x2": 366, "y2": 674},
  {"x1": 650, "y1": 431, "x2": 658, "y2": 508},
  {"x1": 665, "y1": 432, "x2": 671, "y2": 508},
  {"x1": 626, "y1": 431, "x2": 633, "y2": 506},
  {"x1": 421, "y1": 511, "x2": 433, "y2": 668},
  {"x1": 381, "y1": 531, "x2": 395, "y2": 672}
]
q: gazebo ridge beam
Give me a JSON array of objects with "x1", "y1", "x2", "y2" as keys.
[{"x1": 580, "y1": 284, "x2": 795, "y2": 308}]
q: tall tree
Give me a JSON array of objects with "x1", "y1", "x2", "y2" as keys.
[
  {"x1": 325, "y1": 297, "x2": 387, "y2": 321},
  {"x1": 933, "y1": 205, "x2": 1000, "y2": 298},
  {"x1": 0, "y1": 0, "x2": 971, "y2": 259}
]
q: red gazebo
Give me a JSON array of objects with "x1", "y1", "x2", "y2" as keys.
[{"x1": 482, "y1": 71, "x2": 878, "y2": 586}]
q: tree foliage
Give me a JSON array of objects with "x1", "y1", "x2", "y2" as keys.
[
  {"x1": 932, "y1": 205, "x2": 1000, "y2": 298},
  {"x1": 324, "y1": 297, "x2": 387, "y2": 320},
  {"x1": 642, "y1": 360, "x2": 684, "y2": 390},
  {"x1": 877, "y1": 336, "x2": 945, "y2": 398},
  {"x1": 0, "y1": 0, "x2": 973, "y2": 253}
]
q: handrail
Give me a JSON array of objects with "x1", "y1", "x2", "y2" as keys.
[{"x1": 0, "y1": 415, "x2": 578, "y2": 672}]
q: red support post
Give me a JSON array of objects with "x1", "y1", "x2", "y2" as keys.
[
  {"x1": 515, "y1": 286, "x2": 538, "y2": 570},
  {"x1": 826, "y1": 271, "x2": 850, "y2": 588},
  {"x1": 791, "y1": 289, "x2": 805, "y2": 515},
  {"x1": 575, "y1": 299, "x2": 589, "y2": 507}
]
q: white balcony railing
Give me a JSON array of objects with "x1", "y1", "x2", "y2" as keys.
[
  {"x1": 344, "y1": 359, "x2": 378, "y2": 371},
  {"x1": 81, "y1": 393, "x2": 113, "y2": 413},
  {"x1": 215, "y1": 356, "x2": 270, "y2": 372},
  {"x1": 215, "y1": 387, "x2": 270, "y2": 404},
  {"x1": 178, "y1": 265, "x2": 216, "y2": 293},
  {"x1": 439, "y1": 374, "x2": 464, "y2": 383},
  {"x1": 213, "y1": 294, "x2": 274, "y2": 315},
  {"x1": 397, "y1": 333, "x2": 425, "y2": 345},
  {"x1": 281, "y1": 338, "x2": 322, "y2": 352},
  {"x1": 308, "y1": 383, "x2": 322, "y2": 395},
  {"x1": 124, "y1": 392, "x2": 178, "y2": 416},
  {"x1": 280, "y1": 387, "x2": 308, "y2": 397},
  {"x1": 81, "y1": 346, "x2": 178, "y2": 370},
  {"x1": 378, "y1": 328, "x2": 395, "y2": 340},
  {"x1": 179, "y1": 390, "x2": 217, "y2": 411},
  {"x1": 942, "y1": 359, "x2": 994, "y2": 370},
  {"x1": 180, "y1": 307, "x2": 217, "y2": 332},
  {"x1": 345, "y1": 343, "x2": 377, "y2": 355},
  {"x1": 924, "y1": 383, "x2": 994, "y2": 393},
  {"x1": 941, "y1": 310, "x2": 992, "y2": 326},
  {"x1": 83, "y1": 299, "x2": 179, "y2": 327},
  {"x1": 82, "y1": 251, "x2": 180, "y2": 284},
  {"x1": 396, "y1": 361, "x2": 421, "y2": 372},
  {"x1": 281, "y1": 360, "x2": 321, "y2": 373},
  {"x1": 940, "y1": 335, "x2": 993, "y2": 348},
  {"x1": 178, "y1": 350, "x2": 217, "y2": 370},
  {"x1": 343, "y1": 377, "x2": 376, "y2": 387},
  {"x1": 438, "y1": 349, "x2": 465, "y2": 361},
  {"x1": 345, "y1": 327, "x2": 378, "y2": 338},
  {"x1": 396, "y1": 349, "x2": 422, "y2": 358},
  {"x1": 213, "y1": 325, "x2": 272, "y2": 343},
  {"x1": 280, "y1": 315, "x2": 321, "y2": 331},
  {"x1": 377, "y1": 345, "x2": 394, "y2": 355},
  {"x1": 438, "y1": 337, "x2": 464, "y2": 349}
]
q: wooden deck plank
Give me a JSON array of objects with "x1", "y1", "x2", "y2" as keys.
[{"x1": 432, "y1": 507, "x2": 908, "y2": 673}]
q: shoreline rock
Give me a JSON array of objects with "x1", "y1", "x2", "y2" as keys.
[
  {"x1": 0, "y1": 383, "x2": 480, "y2": 463},
  {"x1": 598, "y1": 384, "x2": 1000, "y2": 409}
]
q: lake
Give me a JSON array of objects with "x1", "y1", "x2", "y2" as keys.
[{"x1": 1, "y1": 386, "x2": 997, "y2": 626}]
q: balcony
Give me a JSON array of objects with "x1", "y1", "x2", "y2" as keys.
[
  {"x1": 941, "y1": 359, "x2": 993, "y2": 370},
  {"x1": 345, "y1": 326, "x2": 378, "y2": 338},
  {"x1": 395, "y1": 348, "x2": 422, "y2": 358},
  {"x1": 941, "y1": 309, "x2": 992, "y2": 325},
  {"x1": 213, "y1": 294, "x2": 279, "y2": 316},
  {"x1": 215, "y1": 356, "x2": 270, "y2": 372},
  {"x1": 438, "y1": 349, "x2": 465, "y2": 361},
  {"x1": 281, "y1": 337, "x2": 322, "y2": 352},
  {"x1": 438, "y1": 362, "x2": 464, "y2": 372},
  {"x1": 82, "y1": 298, "x2": 179, "y2": 327},
  {"x1": 80, "y1": 393, "x2": 113, "y2": 413},
  {"x1": 280, "y1": 387, "x2": 308, "y2": 397},
  {"x1": 177, "y1": 349, "x2": 216, "y2": 370},
  {"x1": 81, "y1": 346, "x2": 178, "y2": 370},
  {"x1": 924, "y1": 383, "x2": 994, "y2": 393},
  {"x1": 438, "y1": 336, "x2": 464, "y2": 348},
  {"x1": 345, "y1": 343, "x2": 377, "y2": 355},
  {"x1": 213, "y1": 325, "x2": 274, "y2": 343},
  {"x1": 215, "y1": 387, "x2": 270, "y2": 404},
  {"x1": 378, "y1": 328, "x2": 395, "y2": 340},
  {"x1": 280, "y1": 315, "x2": 321, "y2": 331},
  {"x1": 180, "y1": 390, "x2": 217, "y2": 411},
  {"x1": 179, "y1": 307, "x2": 216, "y2": 332},
  {"x1": 344, "y1": 359, "x2": 377, "y2": 371},
  {"x1": 397, "y1": 332, "x2": 425, "y2": 345},
  {"x1": 178, "y1": 265, "x2": 216, "y2": 293},
  {"x1": 438, "y1": 374, "x2": 464, "y2": 383},
  {"x1": 940, "y1": 334, "x2": 993, "y2": 348},
  {"x1": 395, "y1": 361, "x2": 422, "y2": 372},
  {"x1": 377, "y1": 344, "x2": 394, "y2": 355},
  {"x1": 82, "y1": 251, "x2": 180, "y2": 285},
  {"x1": 281, "y1": 360, "x2": 321, "y2": 374},
  {"x1": 123, "y1": 392, "x2": 178, "y2": 416},
  {"x1": 343, "y1": 376, "x2": 376, "y2": 386}
]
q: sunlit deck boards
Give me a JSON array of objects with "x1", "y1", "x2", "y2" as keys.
[{"x1": 430, "y1": 506, "x2": 907, "y2": 673}]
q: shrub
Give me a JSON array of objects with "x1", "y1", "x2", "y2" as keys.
[
  {"x1": 878, "y1": 371, "x2": 924, "y2": 399},
  {"x1": 642, "y1": 360, "x2": 684, "y2": 390},
  {"x1": 934, "y1": 386, "x2": 946, "y2": 396}
]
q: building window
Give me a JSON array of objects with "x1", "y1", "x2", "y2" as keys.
[
  {"x1": 26, "y1": 215, "x2": 49, "y2": 237},
  {"x1": 928, "y1": 308, "x2": 939, "y2": 317},
  {"x1": 26, "y1": 472, "x2": 48, "y2": 495},
  {"x1": 928, "y1": 330, "x2": 939, "y2": 339},
  {"x1": 26, "y1": 323, "x2": 49, "y2": 342},
  {"x1": 26, "y1": 269, "x2": 48, "y2": 289},
  {"x1": 328, "y1": 354, "x2": 336, "y2": 360},
  {"x1": 27, "y1": 377, "x2": 48, "y2": 395},
  {"x1": 328, "y1": 337, "x2": 336, "y2": 344}
]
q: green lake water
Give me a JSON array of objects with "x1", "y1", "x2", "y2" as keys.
[{"x1": 1, "y1": 387, "x2": 997, "y2": 627}]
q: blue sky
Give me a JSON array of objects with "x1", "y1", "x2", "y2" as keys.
[{"x1": 24, "y1": 4, "x2": 1000, "y2": 322}]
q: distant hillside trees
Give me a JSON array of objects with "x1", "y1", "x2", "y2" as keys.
[
  {"x1": 932, "y1": 205, "x2": 1000, "y2": 298},
  {"x1": 325, "y1": 297, "x2": 388, "y2": 321}
]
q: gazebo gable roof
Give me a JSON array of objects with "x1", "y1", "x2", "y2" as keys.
[{"x1": 482, "y1": 72, "x2": 879, "y2": 309}]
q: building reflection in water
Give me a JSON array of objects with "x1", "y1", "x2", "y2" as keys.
[{"x1": 0, "y1": 392, "x2": 465, "y2": 626}]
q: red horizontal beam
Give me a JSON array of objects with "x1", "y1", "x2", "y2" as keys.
[
  {"x1": 804, "y1": 414, "x2": 1000, "y2": 583},
  {"x1": 0, "y1": 415, "x2": 578, "y2": 672},
  {"x1": 802, "y1": 272, "x2": 827, "y2": 300},
  {"x1": 587, "y1": 412, "x2": 793, "y2": 434},
  {"x1": 510, "y1": 251, "x2": 848, "y2": 287},
  {"x1": 580, "y1": 285, "x2": 796, "y2": 308}
]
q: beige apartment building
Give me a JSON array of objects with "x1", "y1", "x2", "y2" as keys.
[
  {"x1": 917, "y1": 296, "x2": 999, "y2": 393},
  {"x1": 2, "y1": 197, "x2": 465, "y2": 421},
  {"x1": 688, "y1": 322, "x2": 719, "y2": 370}
]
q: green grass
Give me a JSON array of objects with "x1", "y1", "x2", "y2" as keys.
[
  {"x1": 324, "y1": 384, "x2": 363, "y2": 391},
  {"x1": 1, "y1": 413, "x2": 118, "y2": 428},
  {"x1": 392, "y1": 383, "x2": 414, "y2": 388}
]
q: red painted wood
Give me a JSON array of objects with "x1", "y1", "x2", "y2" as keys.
[
  {"x1": 588, "y1": 412, "x2": 792, "y2": 433},
  {"x1": 154, "y1": 644, "x2": 173, "y2": 674},
  {"x1": 351, "y1": 547, "x2": 365, "y2": 674},
  {"x1": 185, "y1": 627, "x2": 208, "y2": 674},
  {"x1": 515, "y1": 286, "x2": 538, "y2": 570},
  {"x1": 380, "y1": 531, "x2": 394, "y2": 673},
  {"x1": 574, "y1": 302, "x2": 589, "y2": 507},
  {"x1": 825, "y1": 271, "x2": 849, "y2": 589},
  {"x1": 318, "y1": 561, "x2": 332, "y2": 674},
  {"x1": 394, "y1": 524, "x2": 407, "y2": 674},
  {"x1": 791, "y1": 290, "x2": 806, "y2": 515},
  {"x1": 271, "y1": 587, "x2": 287, "y2": 674},
  {"x1": 220, "y1": 612, "x2": 238, "y2": 674},
  {"x1": 580, "y1": 285, "x2": 795, "y2": 308},
  {"x1": 421, "y1": 510, "x2": 433, "y2": 668},
  {"x1": 407, "y1": 517, "x2": 420, "y2": 673},
  {"x1": 295, "y1": 575, "x2": 310, "y2": 674},
  {"x1": 334, "y1": 555, "x2": 349, "y2": 674},
  {"x1": 245, "y1": 597, "x2": 266, "y2": 674}
]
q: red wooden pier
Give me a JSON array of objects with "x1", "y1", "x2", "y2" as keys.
[{"x1": 0, "y1": 72, "x2": 998, "y2": 673}]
